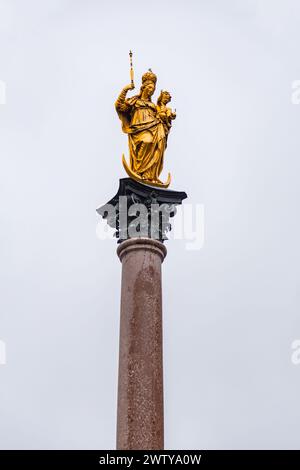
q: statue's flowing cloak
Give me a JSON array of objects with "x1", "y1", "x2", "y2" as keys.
[{"x1": 116, "y1": 95, "x2": 167, "y2": 179}]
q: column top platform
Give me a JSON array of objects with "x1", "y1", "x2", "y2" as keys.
[{"x1": 97, "y1": 178, "x2": 187, "y2": 243}]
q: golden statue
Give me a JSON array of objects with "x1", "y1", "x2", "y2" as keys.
[{"x1": 115, "y1": 52, "x2": 176, "y2": 188}]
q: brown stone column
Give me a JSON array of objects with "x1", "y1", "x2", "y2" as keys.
[{"x1": 116, "y1": 237, "x2": 167, "y2": 450}]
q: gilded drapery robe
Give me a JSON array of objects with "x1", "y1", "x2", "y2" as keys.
[{"x1": 116, "y1": 93, "x2": 167, "y2": 181}]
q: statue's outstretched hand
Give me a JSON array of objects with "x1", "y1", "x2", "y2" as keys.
[{"x1": 123, "y1": 83, "x2": 135, "y2": 92}]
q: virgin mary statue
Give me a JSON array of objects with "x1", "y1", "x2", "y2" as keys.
[{"x1": 115, "y1": 70, "x2": 171, "y2": 187}]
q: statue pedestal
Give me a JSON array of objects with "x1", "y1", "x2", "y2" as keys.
[
  {"x1": 97, "y1": 178, "x2": 187, "y2": 243},
  {"x1": 97, "y1": 178, "x2": 187, "y2": 449}
]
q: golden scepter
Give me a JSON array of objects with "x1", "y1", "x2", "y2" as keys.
[{"x1": 129, "y1": 50, "x2": 134, "y2": 87}]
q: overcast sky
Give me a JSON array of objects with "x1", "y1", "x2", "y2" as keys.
[{"x1": 1, "y1": 0, "x2": 300, "y2": 450}]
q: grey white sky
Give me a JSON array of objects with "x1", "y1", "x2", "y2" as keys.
[{"x1": 1, "y1": 0, "x2": 300, "y2": 449}]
